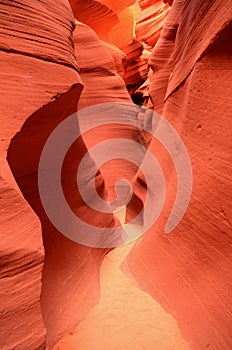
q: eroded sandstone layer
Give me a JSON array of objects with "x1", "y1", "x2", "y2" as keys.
[
  {"x1": 125, "y1": 1, "x2": 232, "y2": 350},
  {"x1": 0, "y1": 1, "x2": 82, "y2": 348},
  {"x1": 1, "y1": 0, "x2": 231, "y2": 349},
  {"x1": 69, "y1": 0, "x2": 170, "y2": 96},
  {"x1": 0, "y1": 0, "x2": 117, "y2": 349}
]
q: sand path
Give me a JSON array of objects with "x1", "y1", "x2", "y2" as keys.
[{"x1": 52, "y1": 210, "x2": 191, "y2": 350}]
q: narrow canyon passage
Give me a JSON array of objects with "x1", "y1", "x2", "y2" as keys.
[
  {"x1": 1, "y1": 1, "x2": 231, "y2": 350},
  {"x1": 52, "y1": 247, "x2": 191, "y2": 350},
  {"x1": 52, "y1": 211, "x2": 191, "y2": 350}
]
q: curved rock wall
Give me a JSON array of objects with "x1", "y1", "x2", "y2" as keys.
[
  {"x1": 1, "y1": 0, "x2": 231, "y2": 349},
  {"x1": 69, "y1": 0, "x2": 170, "y2": 95},
  {"x1": 0, "y1": 1, "x2": 82, "y2": 348},
  {"x1": 0, "y1": 0, "x2": 117, "y2": 349},
  {"x1": 1, "y1": 1, "x2": 147, "y2": 349},
  {"x1": 136, "y1": 0, "x2": 170, "y2": 47},
  {"x1": 125, "y1": 1, "x2": 232, "y2": 349},
  {"x1": 74, "y1": 21, "x2": 148, "y2": 202},
  {"x1": 149, "y1": 0, "x2": 183, "y2": 112}
]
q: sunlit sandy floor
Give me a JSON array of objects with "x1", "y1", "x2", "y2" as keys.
[{"x1": 52, "y1": 208, "x2": 191, "y2": 350}]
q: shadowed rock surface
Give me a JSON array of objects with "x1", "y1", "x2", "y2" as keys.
[
  {"x1": 125, "y1": 1, "x2": 232, "y2": 350},
  {"x1": 1, "y1": 0, "x2": 231, "y2": 349},
  {"x1": 0, "y1": 0, "x2": 117, "y2": 349}
]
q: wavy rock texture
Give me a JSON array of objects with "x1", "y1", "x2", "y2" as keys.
[
  {"x1": 127, "y1": 0, "x2": 171, "y2": 96},
  {"x1": 2, "y1": 0, "x2": 231, "y2": 349},
  {"x1": 69, "y1": 0, "x2": 137, "y2": 47},
  {"x1": 68, "y1": 1, "x2": 170, "y2": 96},
  {"x1": 69, "y1": 0, "x2": 118, "y2": 42},
  {"x1": 123, "y1": 39, "x2": 150, "y2": 94},
  {"x1": 69, "y1": 0, "x2": 151, "y2": 93},
  {"x1": 0, "y1": 1, "x2": 80, "y2": 349},
  {"x1": 74, "y1": 21, "x2": 148, "y2": 201},
  {"x1": 136, "y1": 0, "x2": 170, "y2": 47},
  {"x1": 0, "y1": 0, "x2": 119, "y2": 349},
  {"x1": 74, "y1": 21, "x2": 131, "y2": 109},
  {"x1": 148, "y1": 0, "x2": 183, "y2": 112},
  {"x1": 126, "y1": 0, "x2": 170, "y2": 94},
  {"x1": 0, "y1": 159, "x2": 45, "y2": 350},
  {"x1": 125, "y1": 1, "x2": 232, "y2": 350},
  {"x1": 101, "y1": 41, "x2": 127, "y2": 78}
]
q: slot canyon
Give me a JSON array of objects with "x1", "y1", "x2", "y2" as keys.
[{"x1": 0, "y1": 1, "x2": 231, "y2": 350}]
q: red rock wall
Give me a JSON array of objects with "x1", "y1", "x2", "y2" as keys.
[
  {"x1": 149, "y1": 0, "x2": 183, "y2": 113},
  {"x1": 125, "y1": 1, "x2": 232, "y2": 349},
  {"x1": 69, "y1": 0, "x2": 119, "y2": 43},
  {"x1": 68, "y1": 0, "x2": 164, "y2": 94},
  {"x1": 1, "y1": 0, "x2": 231, "y2": 349},
  {"x1": 74, "y1": 21, "x2": 131, "y2": 109},
  {"x1": 74, "y1": 21, "x2": 148, "y2": 201},
  {"x1": 0, "y1": 1, "x2": 82, "y2": 348},
  {"x1": 136, "y1": 0, "x2": 170, "y2": 47},
  {"x1": 0, "y1": 0, "x2": 117, "y2": 349},
  {"x1": 1, "y1": 1, "x2": 144, "y2": 349}
]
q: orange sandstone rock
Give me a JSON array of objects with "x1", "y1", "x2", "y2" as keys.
[
  {"x1": 0, "y1": 1, "x2": 117, "y2": 349},
  {"x1": 0, "y1": 1, "x2": 81, "y2": 348},
  {"x1": 125, "y1": 1, "x2": 232, "y2": 350},
  {"x1": 149, "y1": 0, "x2": 183, "y2": 112},
  {"x1": 136, "y1": 1, "x2": 171, "y2": 47},
  {"x1": 74, "y1": 22, "x2": 147, "y2": 200}
]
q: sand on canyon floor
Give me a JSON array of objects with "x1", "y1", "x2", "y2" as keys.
[{"x1": 52, "y1": 209, "x2": 191, "y2": 350}]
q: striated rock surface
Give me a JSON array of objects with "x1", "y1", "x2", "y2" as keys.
[
  {"x1": 148, "y1": 0, "x2": 183, "y2": 112},
  {"x1": 0, "y1": 161, "x2": 45, "y2": 350},
  {"x1": 101, "y1": 40, "x2": 127, "y2": 78},
  {"x1": 125, "y1": 1, "x2": 232, "y2": 350},
  {"x1": 108, "y1": 5, "x2": 138, "y2": 49},
  {"x1": 68, "y1": 1, "x2": 170, "y2": 98},
  {"x1": 69, "y1": 0, "x2": 118, "y2": 42},
  {"x1": 74, "y1": 21, "x2": 131, "y2": 109},
  {"x1": 74, "y1": 21, "x2": 147, "y2": 200},
  {"x1": 0, "y1": 1, "x2": 118, "y2": 349},
  {"x1": 0, "y1": 1, "x2": 81, "y2": 349},
  {"x1": 2, "y1": 0, "x2": 231, "y2": 349},
  {"x1": 68, "y1": 1, "x2": 171, "y2": 97},
  {"x1": 123, "y1": 39, "x2": 150, "y2": 93},
  {"x1": 69, "y1": 0, "x2": 138, "y2": 48},
  {"x1": 69, "y1": 0, "x2": 149, "y2": 93},
  {"x1": 136, "y1": 0, "x2": 170, "y2": 47}
]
